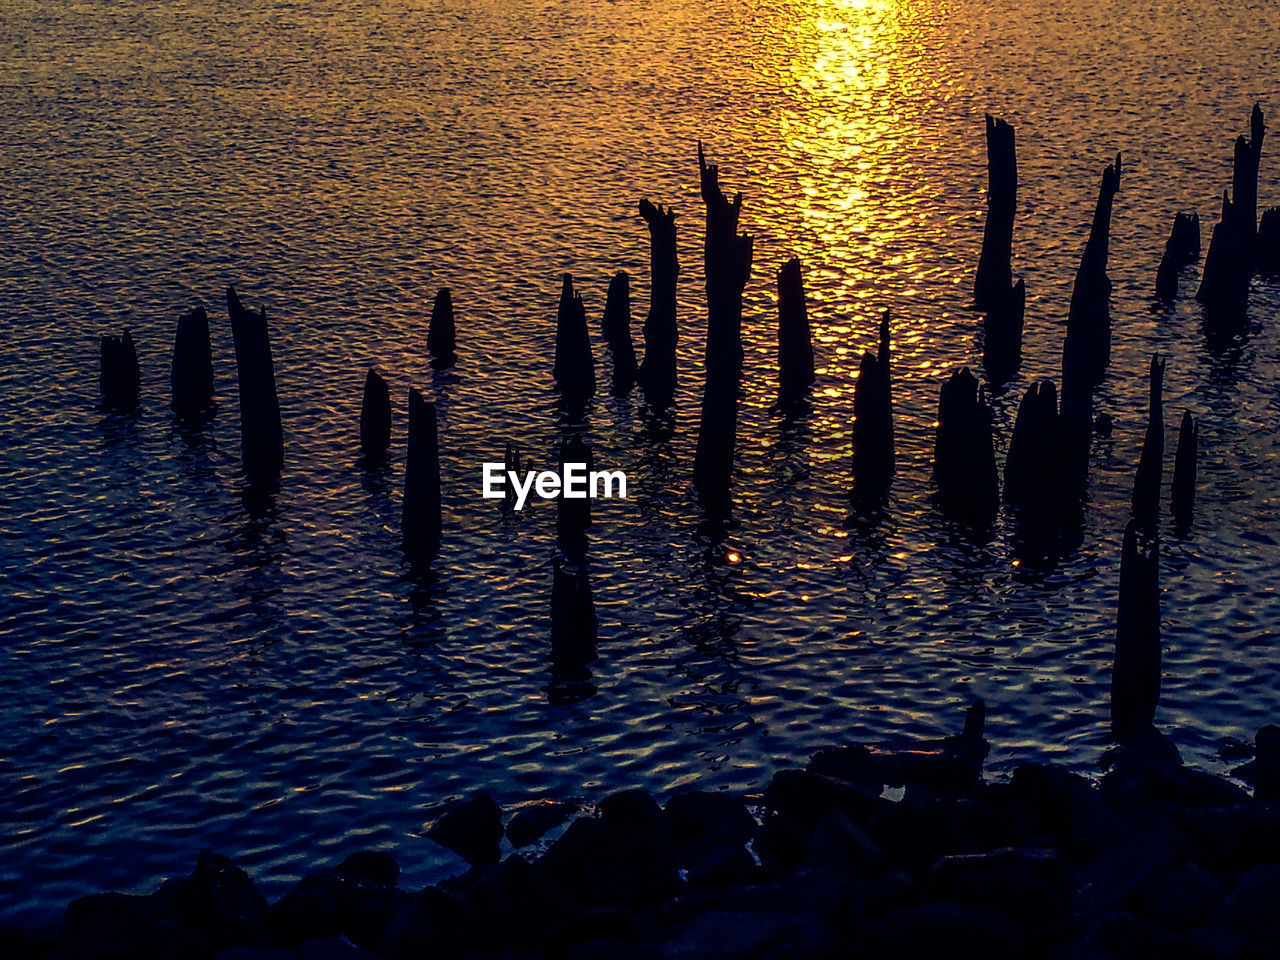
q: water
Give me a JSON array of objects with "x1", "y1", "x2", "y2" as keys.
[{"x1": 2, "y1": 0, "x2": 1279, "y2": 925}]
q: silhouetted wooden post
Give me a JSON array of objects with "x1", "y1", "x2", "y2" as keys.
[
  {"x1": 1198, "y1": 105, "x2": 1266, "y2": 320},
  {"x1": 99, "y1": 329, "x2": 140, "y2": 412},
  {"x1": 360, "y1": 368, "x2": 392, "y2": 460},
  {"x1": 602, "y1": 271, "x2": 637, "y2": 396},
  {"x1": 1111, "y1": 519, "x2": 1160, "y2": 744},
  {"x1": 226, "y1": 286, "x2": 284, "y2": 483},
  {"x1": 1062, "y1": 154, "x2": 1122, "y2": 392},
  {"x1": 1130, "y1": 355, "x2": 1165, "y2": 533},
  {"x1": 974, "y1": 114, "x2": 1017, "y2": 310},
  {"x1": 1259, "y1": 207, "x2": 1280, "y2": 272},
  {"x1": 502, "y1": 441, "x2": 522, "y2": 514},
  {"x1": 170, "y1": 307, "x2": 214, "y2": 418},
  {"x1": 557, "y1": 436, "x2": 593, "y2": 554},
  {"x1": 777, "y1": 256, "x2": 814, "y2": 402},
  {"x1": 1155, "y1": 212, "x2": 1200, "y2": 301},
  {"x1": 1171, "y1": 411, "x2": 1197, "y2": 531},
  {"x1": 852, "y1": 310, "x2": 894, "y2": 501},
  {"x1": 638, "y1": 200, "x2": 679, "y2": 407},
  {"x1": 693, "y1": 143, "x2": 753, "y2": 514},
  {"x1": 428, "y1": 288, "x2": 457, "y2": 369},
  {"x1": 402, "y1": 388, "x2": 442, "y2": 563},
  {"x1": 934, "y1": 368, "x2": 999, "y2": 526},
  {"x1": 1004, "y1": 380, "x2": 1059, "y2": 509},
  {"x1": 550, "y1": 556, "x2": 598, "y2": 703},
  {"x1": 982, "y1": 277, "x2": 1025, "y2": 385},
  {"x1": 553, "y1": 273, "x2": 595, "y2": 409}
]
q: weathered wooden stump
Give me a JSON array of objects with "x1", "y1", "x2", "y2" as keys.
[
  {"x1": 1171, "y1": 410, "x2": 1198, "y2": 531},
  {"x1": 602, "y1": 271, "x2": 637, "y2": 396},
  {"x1": 693, "y1": 143, "x2": 753, "y2": 515},
  {"x1": 974, "y1": 114, "x2": 1018, "y2": 311},
  {"x1": 1130, "y1": 355, "x2": 1165, "y2": 533},
  {"x1": 557, "y1": 436, "x2": 593, "y2": 553},
  {"x1": 1198, "y1": 105, "x2": 1266, "y2": 321},
  {"x1": 502, "y1": 441, "x2": 522, "y2": 514},
  {"x1": 99, "y1": 329, "x2": 140, "y2": 412},
  {"x1": 983, "y1": 277, "x2": 1025, "y2": 385},
  {"x1": 1004, "y1": 380, "x2": 1059, "y2": 509},
  {"x1": 554, "y1": 274, "x2": 595, "y2": 409},
  {"x1": 360, "y1": 368, "x2": 392, "y2": 461},
  {"x1": 852, "y1": 311, "x2": 894, "y2": 502},
  {"x1": 428, "y1": 288, "x2": 457, "y2": 369},
  {"x1": 1062, "y1": 154, "x2": 1122, "y2": 391},
  {"x1": 637, "y1": 199, "x2": 679, "y2": 408},
  {"x1": 402, "y1": 388, "x2": 442, "y2": 563},
  {"x1": 170, "y1": 307, "x2": 214, "y2": 418},
  {"x1": 1155, "y1": 212, "x2": 1200, "y2": 301},
  {"x1": 1111, "y1": 519, "x2": 1161, "y2": 744},
  {"x1": 777, "y1": 256, "x2": 814, "y2": 402},
  {"x1": 226, "y1": 286, "x2": 284, "y2": 483},
  {"x1": 934, "y1": 368, "x2": 999, "y2": 526}
]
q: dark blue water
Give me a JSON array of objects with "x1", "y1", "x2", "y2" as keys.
[{"x1": 2, "y1": 0, "x2": 1279, "y2": 926}]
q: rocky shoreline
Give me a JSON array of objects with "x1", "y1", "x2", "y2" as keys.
[{"x1": 8, "y1": 703, "x2": 1280, "y2": 960}]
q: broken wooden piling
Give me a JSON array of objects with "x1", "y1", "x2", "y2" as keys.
[
  {"x1": 982, "y1": 277, "x2": 1025, "y2": 385},
  {"x1": 170, "y1": 307, "x2": 214, "y2": 419},
  {"x1": 637, "y1": 200, "x2": 679, "y2": 408},
  {"x1": 1062, "y1": 154, "x2": 1122, "y2": 391},
  {"x1": 934, "y1": 367, "x2": 999, "y2": 526},
  {"x1": 777, "y1": 257, "x2": 815, "y2": 402},
  {"x1": 1130, "y1": 355, "x2": 1165, "y2": 533},
  {"x1": 1155, "y1": 212, "x2": 1200, "y2": 301},
  {"x1": 973, "y1": 114, "x2": 1018, "y2": 311},
  {"x1": 402, "y1": 388, "x2": 442, "y2": 563},
  {"x1": 428, "y1": 288, "x2": 457, "y2": 370},
  {"x1": 360, "y1": 368, "x2": 392, "y2": 461},
  {"x1": 550, "y1": 556, "x2": 598, "y2": 704},
  {"x1": 557, "y1": 436, "x2": 593, "y2": 553},
  {"x1": 1197, "y1": 105, "x2": 1266, "y2": 321},
  {"x1": 553, "y1": 274, "x2": 595, "y2": 408},
  {"x1": 693, "y1": 143, "x2": 753, "y2": 514},
  {"x1": 226, "y1": 286, "x2": 284, "y2": 483},
  {"x1": 1171, "y1": 410, "x2": 1198, "y2": 531},
  {"x1": 602, "y1": 271, "x2": 637, "y2": 396},
  {"x1": 1259, "y1": 207, "x2": 1280, "y2": 273},
  {"x1": 852, "y1": 310, "x2": 894, "y2": 501},
  {"x1": 1111, "y1": 519, "x2": 1161, "y2": 744},
  {"x1": 99, "y1": 329, "x2": 140, "y2": 413}
]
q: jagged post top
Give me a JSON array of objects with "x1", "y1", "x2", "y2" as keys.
[
  {"x1": 638, "y1": 198, "x2": 676, "y2": 228},
  {"x1": 1102, "y1": 152, "x2": 1122, "y2": 197},
  {"x1": 1149, "y1": 353, "x2": 1165, "y2": 406},
  {"x1": 696, "y1": 140, "x2": 744, "y2": 217}
]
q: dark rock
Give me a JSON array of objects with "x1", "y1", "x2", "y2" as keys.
[
  {"x1": 335, "y1": 852, "x2": 398, "y2": 889},
  {"x1": 268, "y1": 868, "x2": 402, "y2": 952},
  {"x1": 380, "y1": 887, "x2": 478, "y2": 960},
  {"x1": 505, "y1": 799, "x2": 575, "y2": 848},
  {"x1": 425, "y1": 792, "x2": 504, "y2": 865},
  {"x1": 928, "y1": 846, "x2": 1071, "y2": 928},
  {"x1": 564, "y1": 938, "x2": 660, "y2": 960},
  {"x1": 1068, "y1": 909, "x2": 1177, "y2": 960},
  {"x1": 152, "y1": 850, "x2": 269, "y2": 951},
  {"x1": 806, "y1": 744, "x2": 882, "y2": 792},
  {"x1": 450, "y1": 856, "x2": 583, "y2": 950},
  {"x1": 60, "y1": 892, "x2": 212, "y2": 960},
  {"x1": 664, "y1": 791, "x2": 755, "y2": 849},
  {"x1": 1131, "y1": 861, "x2": 1224, "y2": 934},
  {"x1": 1233, "y1": 725, "x2": 1280, "y2": 800},
  {"x1": 1001, "y1": 763, "x2": 1119, "y2": 858},
  {"x1": 763, "y1": 769, "x2": 884, "y2": 832},
  {"x1": 656, "y1": 908, "x2": 836, "y2": 960},
  {"x1": 597, "y1": 788, "x2": 667, "y2": 837},
  {"x1": 800, "y1": 807, "x2": 891, "y2": 880},
  {"x1": 538, "y1": 817, "x2": 680, "y2": 909},
  {"x1": 679, "y1": 827, "x2": 759, "y2": 890},
  {"x1": 866, "y1": 798, "x2": 997, "y2": 878},
  {"x1": 860, "y1": 902, "x2": 1022, "y2": 960}
]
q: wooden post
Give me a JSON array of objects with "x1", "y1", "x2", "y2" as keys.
[
  {"x1": 553, "y1": 273, "x2": 595, "y2": 409},
  {"x1": 428, "y1": 288, "x2": 457, "y2": 369},
  {"x1": 226, "y1": 286, "x2": 283, "y2": 483},
  {"x1": 974, "y1": 114, "x2": 1017, "y2": 310},
  {"x1": 1155, "y1": 212, "x2": 1200, "y2": 301},
  {"x1": 637, "y1": 200, "x2": 679, "y2": 408},
  {"x1": 1130, "y1": 355, "x2": 1165, "y2": 533},
  {"x1": 934, "y1": 367, "x2": 999, "y2": 526},
  {"x1": 1111, "y1": 519, "x2": 1161, "y2": 743},
  {"x1": 852, "y1": 310, "x2": 894, "y2": 501},
  {"x1": 777, "y1": 256, "x2": 814, "y2": 402},
  {"x1": 99, "y1": 329, "x2": 140, "y2": 413},
  {"x1": 1197, "y1": 105, "x2": 1266, "y2": 321},
  {"x1": 1171, "y1": 411, "x2": 1198, "y2": 531},
  {"x1": 360, "y1": 368, "x2": 392, "y2": 461},
  {"x1": 1062, "y1": 154, "x2": 1122, "y2": 392},
  {"x1": 982, "y1": 277, "x2": 1025, "y2": 385},
  {"x1": 602, "y1": 271, "x2": 637, "y2": 396},
  {"x1": 170, "y1": 307, "x2": 214, "y2": 418},
  {"x1": 402, "y1": 388, "x2": 442, "y2": 563}
]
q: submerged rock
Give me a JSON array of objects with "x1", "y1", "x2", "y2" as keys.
[{"x1": 425, "y1": 792, "x2": 504, "y2": 865}]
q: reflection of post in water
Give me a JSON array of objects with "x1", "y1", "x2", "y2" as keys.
[
  {"x1": 693, "y1": 143, "x2": 753, "y2": 521},
  {"x1": 549, "y1": 555, "x2": 598, "y2": 705}
]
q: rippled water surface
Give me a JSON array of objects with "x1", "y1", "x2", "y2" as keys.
[{"x1": 3, "y1": 0, "x2": 1279, "y2": 923}]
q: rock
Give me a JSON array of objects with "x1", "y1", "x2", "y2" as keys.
[
  {"x1": 60, "y1": 892, "x2": 213, "y2": 960},
  {"x1": 664, "y1": 791, "x2": 755, "y2": 849},
  {"x1": 152, "y1": 851, "x2": 269, "y2": 951},
  {"x1": 801, "y1": 807, "x2": 890, "y2": 880},
  {"x1": 805, "y1": 744, "x2": 883, "y2": 793},
  {"x1": 656, "y1": 908, "x2": 836, "y2": 960},
  {"x1": 763, "y1": 769, "x2": 884, "y2": 832},
  {"x1": 597, "y1": 788, "x2": 668, "y2": 838},
  {"x1": 380, "y1": 887, "x2": 478, "y2": 960},
  {"x1": 1232, "y1": 725, "x2": 1280, "y2": 800},
  {"x1": 425, "y1": 792, "x2": 504, "y2": 865},
  {"x1": 268, "y1": 867, "x2": 402, "y2": 952},
  {"x1": 860, "y1": 902, "x2": 1022, "y2": 960},
  {"x1": 505, "y1": 799, "x2": 575, "y2": 848},
  {"x1": 866, "y1": 798, "x2": 998, "y2": 877},
  {"x1": 1131, "y1": 861, "x2": 1224, "y2": 934},
  {"x1": 1169, "y1": 804, "x2": 1280, "y2": 876},
  {"x1": 538, "y1": 817, "x2": 680, "y2": 909},
  {"x1": 1067, "y1": 909, "x2": 1177, "y2": 960},
  {"x1": 450, "y1": 856, "x2": 583, "y2": 950},
  {"x1": 678, "y1": 827, "x2": 759, "y2": 890},
  {"x1": 928, "y1": 847, "x2": 1072, "y2": 928},
  {"x1": 335, "y1": 852, "x2": 399, "y2": 889},
  {"x1": 1001, "y1": 763, "x2": 1120, "y2": 857},
  {"x1": 564, "y1": 938, "x2": 660, "y2": 960}
]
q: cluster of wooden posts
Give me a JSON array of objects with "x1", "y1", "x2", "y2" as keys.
[{"x1": 96, "y1": 107, "x2": 1274, "y2": 714}]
